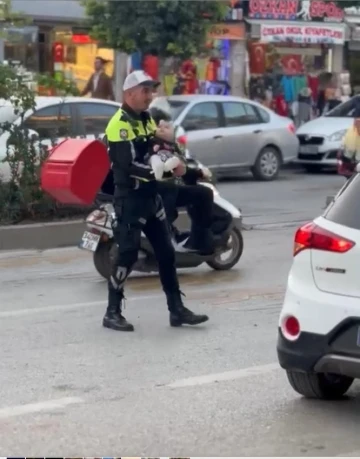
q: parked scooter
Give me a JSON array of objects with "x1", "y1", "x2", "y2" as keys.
[{"x1": 79, "y1": 158, "x2": 244, "y2": 280}]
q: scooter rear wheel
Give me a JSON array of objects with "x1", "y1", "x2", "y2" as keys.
[
  {"x1": 206, "y1": 227, "x2": 243, "y2": 271},
  {"x1": 93, "y1": 239, "x2": 115, "y2": 280}
]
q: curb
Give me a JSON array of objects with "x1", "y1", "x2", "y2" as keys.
[
  {"x1": 0, "y1": 211, "x2": 188, "y2": 251},
  {"x1": 0, "y1": 219, "x2": 86, "y2": 251},
  {"x1": 0, "y1": 214, "x2": 302, "y2": 252}
]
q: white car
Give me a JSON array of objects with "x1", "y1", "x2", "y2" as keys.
[
  {"x1": 278, "y1": 170, "x2": 360, "y2": 399},
  {"x1": 0, "y1": 96, "x2": 190, "y2": 183},
  {"x1": 0, "y1": 96, "x2": 122, "y2": 182},
  {"x1": 295, "y1": 96, "x2": 359, "y2": 173}
]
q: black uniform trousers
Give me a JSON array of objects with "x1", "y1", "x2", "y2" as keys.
[
  {"x1": 108, "y1": 192, "x2": 180, "y2": 311},
  {"x1": 157, "y1": 181, "x2": 213, "y2": 229}
]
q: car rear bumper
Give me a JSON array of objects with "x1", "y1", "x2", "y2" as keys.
[
  {"x1": 281, "y1": 136, "x2": 299, "y2": 164},
  {"x1": 277, "y1": 328, "x2": 327, "y2": 372},
  {"x1": 278, "y1": 249, "x2": 360, "y2": 376},
  {"x1": 277, "y1": 318, "x2": 360, "y2": 378}
]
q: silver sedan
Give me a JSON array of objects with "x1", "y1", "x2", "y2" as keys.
[{"x1": 152, "y1": 94, "x2": 299, "y2": 181}]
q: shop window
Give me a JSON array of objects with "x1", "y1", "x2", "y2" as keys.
[
  {"x1": 66, "y1": 45, "x2": 77, "y2": 64},
  {"x1": 182, "y1": 102, "x2": 219, "y2": 131},
  {"x1": 76, "y1": 102, "x2": 119, "y2": 136},
  {"x1": 223, "y1": 102, "x2": 260, "y2": 127},
  {"x1": 4, "y1": 43, "x2": 39, "y2": 73},
  {"x1": 22, "y1": 104, "x2": 72, "y2": 140}
]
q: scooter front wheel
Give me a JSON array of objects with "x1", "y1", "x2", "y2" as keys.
[{"x1": 206, "y1": 227, "x2": 244, "y2": 271}]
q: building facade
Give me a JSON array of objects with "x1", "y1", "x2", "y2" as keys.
[
  {"x1": 244, "y1": 0, "x2": 350, "y2": 107},
  {"x1": 2, "y1": 0, "x2": 114, "y2": 91}
]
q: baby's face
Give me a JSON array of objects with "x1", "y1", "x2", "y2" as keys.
[{"x1": 156, "y1": 122, "x2": 175, "y2": 142}]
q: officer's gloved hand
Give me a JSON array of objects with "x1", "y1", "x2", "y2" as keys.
[{"x1": 200, "y1": 166, "x2": 212, "y2": 179}]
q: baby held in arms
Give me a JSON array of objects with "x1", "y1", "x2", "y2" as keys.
[{"x1": 148, "y1": 120, "x2": 181, "y2": 180}]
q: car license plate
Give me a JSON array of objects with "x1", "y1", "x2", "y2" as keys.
[
  {"x1": 299, "y1": 145, "x2": 318, "y2": 154},
  {"x1": 79, "y1": 231, "x2": 100, "y2": 252}
]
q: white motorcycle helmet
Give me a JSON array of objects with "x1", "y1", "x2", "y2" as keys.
[{"x1": 149, "y1": 97, "x2": 173, "y2": 125}]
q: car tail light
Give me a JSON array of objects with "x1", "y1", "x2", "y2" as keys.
[
  {"x1": 281, "y1": 315, "x2": 300, "y2": 340},
  {"x1": 177, "y1": 134, "x2": 187, "y2": 146},
  {"x1": 293, "y1": 222, "x2": 355, "y2": 256},
  {"x1": 287, "y1": 123, "x2": 295, "y2": 134}
]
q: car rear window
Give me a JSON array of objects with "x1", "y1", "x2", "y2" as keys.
[
  {"x1": 168, "y1": 100, "x2": 188, "y2": 120},
  {"x1": 256, "y1": 106, "x2": 270, "y2": 123},
  {"x1": 324, "y1": 174, "x2": 360, "y2": 230}
]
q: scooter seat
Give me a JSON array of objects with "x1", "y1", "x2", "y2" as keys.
[{"x1": 96, "y1": 192, "x2": 113, "y2": 203}]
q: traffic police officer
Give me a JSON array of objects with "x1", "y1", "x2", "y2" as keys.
[{"x1": 103, "y1": 70, "x2": 209, "y2": 332}]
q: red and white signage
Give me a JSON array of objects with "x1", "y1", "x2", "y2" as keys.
[
  {"x1": 249, "y1": 0, "x2": 344, "y2": 22},
  {"x1": 260, "y1": 23, "x2": 345, "y2": 44}
]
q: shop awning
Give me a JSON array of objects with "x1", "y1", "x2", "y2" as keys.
[{"x1": 246, "y1": 18, "x2": 349, "y2": 42}]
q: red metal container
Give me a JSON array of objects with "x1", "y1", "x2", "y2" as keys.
[{"x1": 40, "y1": 138, "x2": 110, "y2": 205}]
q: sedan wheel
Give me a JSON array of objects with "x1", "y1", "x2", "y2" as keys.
[{"x1": 252, "y1": 147, "x2": 280, "y2": 181}]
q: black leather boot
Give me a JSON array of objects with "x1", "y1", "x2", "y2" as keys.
[
  {"x1": 103, "y1": 289, "x2": 134, "y2": 332},
  {"x1": 184, "y1": 227, "x2": 215, "y2": 255},
  {"x1": 167, "y1": 291, "x2": 209, "y2": 327}
]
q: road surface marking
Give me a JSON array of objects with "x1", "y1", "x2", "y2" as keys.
[
  {"x1": 0, "y1": 285, "x2": 284, "y2": 319},
  {"x1": 0, "y1": 300, "x2": 105, "y2": 318},
  {"x1": 0, "y1": 396, "x2": 83, "y2": 419},
  {"x1": 167, "y1": 362, "x2": 280, "y2": 388}
]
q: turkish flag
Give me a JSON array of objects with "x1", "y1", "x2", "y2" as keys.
[
  {"x1": 249, "y1": 43, "x2": 266, "y2": 74},
  {"x1": 52, "y1": 42, "x2": 64, "y2": 63},
  {"x1": 281, "y1": 55, "x2": 303, "y2": 75}
]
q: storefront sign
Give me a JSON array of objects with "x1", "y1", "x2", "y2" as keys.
[
  {"x1": 208, "y1": 22, "x2": 245, "y2": 40},
  {"x1": 72, "y1": 34, "x2": 96, "y2": 44},
  {"x1": 260, "y1": 23, "x2": 345, "y2": 44},
  {"x1": 249, "y1": 0, "x2": 344, "y2": 22}
]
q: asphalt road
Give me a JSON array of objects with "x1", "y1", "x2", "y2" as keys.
[
  {"x1": 1, "y1": 170, "x2": 359, "y2": 457},
  {"x1": 219, "y1": 168, "x2": 344, "y2": 228}
]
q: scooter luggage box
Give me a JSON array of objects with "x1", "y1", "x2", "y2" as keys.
[{"x1": 41, "y1": 138, "x2": 110, "y2": 205}]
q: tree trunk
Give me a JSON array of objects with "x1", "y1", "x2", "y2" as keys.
[
  {"x1": 0, "y1": 38, "x2": 4, "y2": 62},
  {"x1": 157, "y1": 57, "x2": 167, "y2": 96},
  {"x1": 230, "y1": 40, "x2": 246, "y2": 97},
  {"x1": 114, "y1": 51, "x2": 128, "y2": 102}
]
